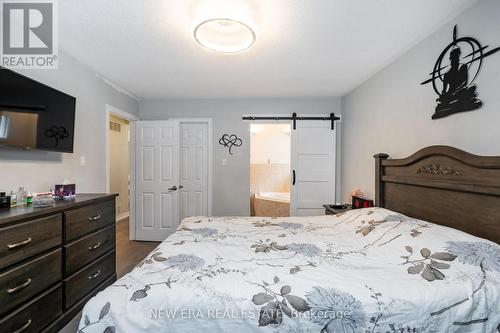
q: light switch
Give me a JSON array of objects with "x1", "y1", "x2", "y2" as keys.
[
  {"x1": 222, "y1": 158, "x2": 227, "y2": 166},
  {"x1": 80, "y1": 155, "x2": 87, "y2": 167}
]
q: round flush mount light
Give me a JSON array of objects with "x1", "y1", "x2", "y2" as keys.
[{"x1": 194, "y1": 18, "x2": 256, "y2": 54}]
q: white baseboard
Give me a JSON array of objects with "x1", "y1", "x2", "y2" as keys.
[{"x1": 116, "y1": 212, "x2": 130, "y2": 222}]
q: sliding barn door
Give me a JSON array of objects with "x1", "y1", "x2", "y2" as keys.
[
  {"x1": 134, "y1": 121, "x2": 180, "y2": 241},
  {"x1": 290, "y1": 120, "x2": 336, "y2": 216}
]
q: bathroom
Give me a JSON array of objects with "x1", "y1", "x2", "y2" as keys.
[{"x1": 250, "y1": 123, "x2": 291, "y2": 217}]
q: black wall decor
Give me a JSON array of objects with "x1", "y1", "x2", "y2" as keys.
[
  {"x1": 421, "y1": 25, "x2": 500, "y2": 120},
  {"x1": 219, "y1": 134, "x2": 242, "y2": 155},
  {"x1": 45, "y1": 126, "x2": 69, "y2": 147}
]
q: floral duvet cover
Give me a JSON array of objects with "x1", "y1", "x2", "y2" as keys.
[{"x1": 79, "y1": 208, "x2": 500, "y2": 333}]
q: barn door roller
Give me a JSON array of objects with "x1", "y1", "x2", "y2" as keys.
[{"x1": 242, "y1": 113, "x2": 340, "y2": 130}]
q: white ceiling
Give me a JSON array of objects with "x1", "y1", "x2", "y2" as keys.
[{"x1": 58, "y1": 0, "x2": 477, "y2": 99}]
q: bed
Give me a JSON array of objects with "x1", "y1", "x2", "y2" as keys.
[{"x1": 79, "y1": 146, "x2": 500, "y2": 333}]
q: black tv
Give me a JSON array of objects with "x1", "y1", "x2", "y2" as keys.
[{"x1": 0, "y1": 68, "x2": 76, "y2": 153}]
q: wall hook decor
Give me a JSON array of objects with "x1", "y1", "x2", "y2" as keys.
[
  {"x1": 421, "y1": 25, "x2": 500, "y2": 120},
  {"x1": 219, "y1": 134, "x2": 242, "y2": 155}
]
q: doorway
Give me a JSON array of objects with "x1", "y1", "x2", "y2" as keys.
[
  {"x1": 131, "y1": 119, "x2": 212, "y2": 241},
  {"x1": 105, "y1": 105, "x2": 138, "y2": 221},
  {"x1": 250, "y1": 123, "x2": 291, "y2": 217},
  {"x1": 247, "y1": 115, "x2": 337, "y2": 217},
  {"x1": 108, "y1": 114, "x2": 130, "y2": 221}
]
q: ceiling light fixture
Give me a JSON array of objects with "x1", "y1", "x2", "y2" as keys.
[{"x1": 194, "y1": 18, "x2": 256, "y2": 54}]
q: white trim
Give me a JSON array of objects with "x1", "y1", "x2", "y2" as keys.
[
  {"x1": 129, "y1": 122, "x2": 137, "y2": 240},
  {"x1": 97, "y1": 74, "x2": 140, "y2": 102},
  {"x1": 105, "y1": 104, "x2": 138, "y2": 239},
  {"x1": 116, "y1": 212, "x2": 130, "y2": 222},
  {"x1": 106, "y1": 104, "x2": 139, "y2": 123},
  {"x1": 174, "y1": 118, "x2": 213, "y2": 216}
]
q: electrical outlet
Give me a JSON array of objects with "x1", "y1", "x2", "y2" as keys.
[
  {"x1": 222, "y1": 158, "x2": 227, "y2": 166},
  {"x1": 80, "y1": 155, "x2": 87, "y2": 167}
]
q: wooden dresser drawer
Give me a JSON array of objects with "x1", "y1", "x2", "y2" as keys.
[
  {"x1": 64, "y1": 200, "x2": 115, "y2": 241},
  {"x1": 64, "y1": 250, "x2": 115, "y2": 308},
  {"x1": 0, "y1": 284, "x2": 62, "y2": 333},
  {"x1": 64, "y1": 225, "x2": 115, "y2": 275},
  {"x1": 0, "y1": 214, "x2": 62, "y2": 270},
  {"x1": 0, "y1": 249, "x2": 61, "y2": 317}
]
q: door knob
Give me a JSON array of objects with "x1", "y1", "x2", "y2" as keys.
[{"x1": 168, "y1": 186, "x2": 178, "y2": 191}]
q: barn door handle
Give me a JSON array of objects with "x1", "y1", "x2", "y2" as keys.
[
  {"x1": 168, "y1": 186, "x2": 178, "y2": 191},
  {"x1": 292, "y1": 170, "x2": 296, "y2": 185}
]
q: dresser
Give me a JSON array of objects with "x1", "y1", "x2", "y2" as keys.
[{"x1": 0, "y1": 193, "x2": 117, "y2": 333}]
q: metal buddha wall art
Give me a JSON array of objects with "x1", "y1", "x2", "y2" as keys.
[{"x1": 421, "y1": 25, "x2": 500, "y2": 120}]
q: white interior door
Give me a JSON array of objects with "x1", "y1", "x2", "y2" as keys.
[
  {"x1": 291, "y1": 120, "x2": 336, "y2": 216},
  {"x1": 180, "y1": 122, "x2": 209, "y2": 219},
  {"x1": 135, "y1": 121, "x2": 180, "y2": 241}
]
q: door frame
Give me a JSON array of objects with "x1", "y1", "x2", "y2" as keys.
[
  {"x1": 130, "y1": 118, "x2": 213, "y2": 240},
  {"x1": 105, "y1": 104, "x2": 138, "y2": 223}
]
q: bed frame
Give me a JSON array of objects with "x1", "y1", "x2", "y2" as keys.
[{"x1": 374, "y1": 145, "x2": 500, "y2": 244}]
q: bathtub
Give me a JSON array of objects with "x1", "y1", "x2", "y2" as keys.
[
  {"x1": 258, "y1": 192, "x2": 290, "y2": 202},
  {"x1": 253, "y1": 192, "x2": 290, "y2": 217}
]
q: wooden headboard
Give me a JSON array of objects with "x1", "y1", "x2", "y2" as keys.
[{"x1": 374, "y1": 146, "x2": 500, "y2": 244}]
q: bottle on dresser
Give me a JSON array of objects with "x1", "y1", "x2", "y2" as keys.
[
  {"x1": 0, "y1": 192, "x2": 10, "y2": 208},
  {"x1": 9, "y1": 190, "x2": 17, "y2": 206},
  {"x1": 16, "y1": 187, "x2": 27, "y2": 206},
  {"x1": 2, "y1": 188, "x2": 32, "y2": 207}
]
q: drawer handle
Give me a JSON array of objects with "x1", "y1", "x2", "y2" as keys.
[
  {"x1": 7, "y1": 278, "x2": 32, "y2": 294},
  {"x1": 88, "y1": 214, "x2": 102, "y2": 221},
  {"x1": 88, "y1": 269, "x2": 101, "y2": 280},
  {"x1": 12, "y1": 318, "x2": 32, "y2": 333},
  {"x1": 88, "y1": 242, "x2": 102, "y2": 250},
  {"x1": 7, "y1": 238, "x2": 32, "y2": 250}
]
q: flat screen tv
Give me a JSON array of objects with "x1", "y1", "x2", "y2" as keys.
[{"x1": 0, "y1": 68, "x2": 76, "y2": 153}]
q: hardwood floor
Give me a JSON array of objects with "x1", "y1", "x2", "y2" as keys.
[{"x1": 116, "y1": 217, "x2": 160, "y2": 278}]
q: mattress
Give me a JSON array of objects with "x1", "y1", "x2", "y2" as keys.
[{"x1": 79, "y1": 208, "x2": 500, "y2": 332}]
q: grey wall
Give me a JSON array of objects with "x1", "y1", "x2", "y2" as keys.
[
  {"x1": 341, "y1": 0, "x2": 500, "y2": 202},
  {"x1": 140, "y1": 98, "x2": 341, "y2": 216},
  {"x1": 0, "y1": 51, "x2": 139, "y2": 193}
]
